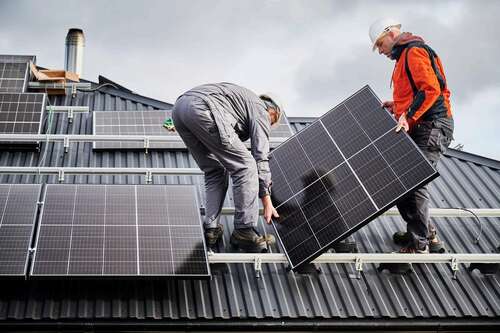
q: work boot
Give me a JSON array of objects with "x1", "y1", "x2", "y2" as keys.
[
  {"x1": 393, "y1": 229, "x2": 446, "y2": 253},
  {"x1": 332, "y1": 237, "x2": 358, "y2": 253},
  {"x1": 230, "y1": 227, "x2": 275, "y2": 253},
  {"x1": 205, "y1": 224, "x2": 224, "y2": 249},
  {"x1": 392, "y1": 231, "x2": 412, "y2": 247}
]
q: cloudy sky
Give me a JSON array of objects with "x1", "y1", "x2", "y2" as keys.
[{"x1": 1, "y1": 0, "x2": 499, "y2": 159}]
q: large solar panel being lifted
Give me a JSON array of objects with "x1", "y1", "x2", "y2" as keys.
[
  {"x1": 93, "y1": 110, "x2": 293, "y2": 150},
  {"x1": 0, "y1": 184, "x2": 41, "y2": 276},
  {"x1": 269, "y1": 85, "x2": 438, "y2": 270},
  {"x1": 31, "y1": 184, "x2": 210, "y2": 278},
  {"x1": 0, "y1": 62, "x2": 29, "y2": 93},
  {"x1": 0, "y1": 93, "x2": 46, "y2": 134}
]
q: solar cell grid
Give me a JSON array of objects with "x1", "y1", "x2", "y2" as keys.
[
  {"x1": 0, "y1": 62, "x2": 29, "y2": 93},
  {"x1": 0, "y1": 184, "x2": 41, "y2": 276},
  {"x1": 269, "y1": 85, "x2": 438, "y2": 269},
  {"x1": 31, "y1": 184, "x2": 210, "y2": 278},
  {"x1": 93, "y1": 110, "x2": 181, "y2": 150},
  {"x1": 0, "y1": 92, "x2": 46, "y2": 135},
  {"x1": 0, "y1": 55, "x2": 36, "y2": 63}
]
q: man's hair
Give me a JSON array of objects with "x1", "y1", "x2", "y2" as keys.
[{"x1": 259, "y1": 94, "x2": 282, "y2": 125}]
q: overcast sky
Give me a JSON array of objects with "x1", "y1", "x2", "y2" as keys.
[{"x1": 1, "y1": 0, "x2": 499, "y2": 159}]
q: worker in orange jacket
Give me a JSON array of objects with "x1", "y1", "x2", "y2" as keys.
[{"x1": 370, "y1": 18, "x2": 454, "y2": 253}]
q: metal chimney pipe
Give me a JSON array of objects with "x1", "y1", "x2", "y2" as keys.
[{"x1": 64, "y1": 28, "x2": 85, "y2": 77}]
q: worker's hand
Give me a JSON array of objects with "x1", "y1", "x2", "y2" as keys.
[
  {"x1": 396, "y1": 113, "x2": 409, "y2": 132},
  {"x1": 382, "y1": 100, "x2": 395, "y2": 114},
  {"x1": 261, "y1": 195, "x2": 279, "y2": 224}
]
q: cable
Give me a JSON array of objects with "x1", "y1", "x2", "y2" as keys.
[
  {"x1": 454, "y1": 207, "x2": 483, "y2": 245},
  {"x1": 76, "y1": 82, "x2": 119, "y2": 92}
]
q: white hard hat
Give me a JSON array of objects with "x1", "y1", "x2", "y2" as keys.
[
  {"x1": 259, "y1": 93, "x2": 284, "y2": 125},
  {"x1": 369, "y1": 18, "x2": 401, "y2": 51}
]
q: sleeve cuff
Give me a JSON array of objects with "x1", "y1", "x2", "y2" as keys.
[{"x1": 258, "y1": 189, "x2": 270, "y2": 199}]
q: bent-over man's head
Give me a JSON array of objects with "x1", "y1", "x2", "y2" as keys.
[{"x1": 259, "y1": 93, "x2": 283, "y2": 127}]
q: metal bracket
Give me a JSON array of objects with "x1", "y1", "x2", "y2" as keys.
[
  {"x1": 63, "y1": 136, "x2": 70, "y2": 153},
  {"x1": 355, "y1": 257, "x2": 363, "y2": 279},
  {"x1": 67, "y1": 108, "x2": 74, "y2": 123},
  {"x1": 71, "y1": 84, "x2": 77, "y2": 97},
  {"x1": 254, "y1": 257, "x2": 263, "y2": 279},
  {"x1": 58, "y1": 169, "x2": 65, "y2": 182},
  {"x1": 451, "y1": 257, "x2": 460, "y2": 280},
  {"x1": 145, "y1": 170, "x2": 153, "y2": 184},
  {"x1": 144, "y1": 137, "x2": 150, "y2": 154}
]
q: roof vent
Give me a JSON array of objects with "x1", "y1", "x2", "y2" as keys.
[{"x1": 64, "y1": 28, "x2": 85, "y2": 77}]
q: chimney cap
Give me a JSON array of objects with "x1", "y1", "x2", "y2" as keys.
[{"x1": 67, "y1": 28, "x2": 84, "y2": 34}]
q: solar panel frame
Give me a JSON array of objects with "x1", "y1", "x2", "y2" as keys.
[
  {"x1": 270, "y1": 85, "x2": 439, "y2": 270},
  {"x1": 0, "y1": 184, "x2": 42, "y2": 277},
  {"x1": 0, "y1": 55, "x2": 36, "y2": 63},
  {"x1": 92, "y1": 110, "x2": 294, "y2": 150},
  {"x1": 30, "y1": 184, "x2": 210, "y2": 278},
  {"x1": 0, "y1": 92, "x2": 46, "y2": 135},
  {"x1": 93, "y1": 110, "x2": 183, "y2": 150},
  {"x1": 0, "y1": 62, "x2": 30, "y2": 93}
]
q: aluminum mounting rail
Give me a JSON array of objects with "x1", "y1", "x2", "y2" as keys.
[
  {"x1": 0, "y1": 166, "x2": 203, "y2": 182},
  {"x1": 28, "y1": 82, "x2": 92, "y2": 89},
  {"x1": 46, "y1": 106, "x2": 90, "y2": 113},
  {"x1": 0, "y1": 134, "x2": 288, "y2": 146},
  {"x1": 208, "y1": 252, "x2": 500, "y2": 264},
  {"x1": 45, "y1": 106, "x2": 90, "y2": 123},
  {"x1": 208, "y1": 252, "x2": 500, "y2": 278}
]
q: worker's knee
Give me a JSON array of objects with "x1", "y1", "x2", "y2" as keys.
[{"x1": 204, "y1": 166, "x2": 228, "y2": 182}]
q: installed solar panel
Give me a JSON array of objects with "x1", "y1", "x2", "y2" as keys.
[
  {"x1": 0, "y1": 93, "x2": 46, "y2": 134},
  {"x1": 0, "y1": 184, "x2": 41, "y2": 276},
  {"x1": 0, "y1": 55, "x2": 36, "y2": 63},
  {"x1": 93, "y1": 110, "x2": 293, "y2": 150},
  {"x1": 31, "y1": 184, "x2": 210, "y2": 278},
  {"x1": 0, "y1": 62, "x2": 29, "y2": 93},
  {"x1": 270, "y1": 111, "x2": 294, "y2": 139},
  {"x1": 270, "y1": 85, "x2": 438, "y2": 270},
  {"x1": 93, "y1": 110, "x2": 180, "y2": 150}
]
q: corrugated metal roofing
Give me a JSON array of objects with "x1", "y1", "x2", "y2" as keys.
[{"x1": 0, "y1": 82, "x2": 499, "y2": 330}]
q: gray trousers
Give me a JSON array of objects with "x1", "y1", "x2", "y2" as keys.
[
  {"x1": 172, "y1": 95, "x2": 260, "y2": 230},
  {"x1": 396, "y1": 117, "x2": 454, "y2": 249}
]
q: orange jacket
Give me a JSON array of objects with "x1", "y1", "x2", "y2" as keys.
[{"x1": 391, "y1": 38, "x2": 452, "y2": 126}]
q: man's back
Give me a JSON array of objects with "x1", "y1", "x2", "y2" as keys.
[{"x1": 182, "y1": 82, "x2": 269, "y2": 143}]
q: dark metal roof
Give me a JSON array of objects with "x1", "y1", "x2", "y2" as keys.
[{"x1": 0, "y1": 82, "x2": 499, "y2": 331}]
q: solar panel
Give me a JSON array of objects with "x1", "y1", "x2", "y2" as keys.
[
  {"x1": 269, "y1": 85, "x2": 438, "y2": 270},
  {"x1": 0, "y1": 93, "x2": 46, "y2": 134},
  {"x1": 0, "y1": 62, "x2": 29, "y2": 93},
  {"x1": 93, "y1": 110, "x2": 293, "y2": 150},
  {"x1": 31, "y1": 184, "x2": 210, "y2": 278},
  {"x1": 0, "y1": 55, "x2": 36, "y2": 63},
  {"x1": 93, "y1": 110, "x2": 180, "y2": 150},
  {"x1": 0, "y1": 184, "x2": 41, "y2": 276}
]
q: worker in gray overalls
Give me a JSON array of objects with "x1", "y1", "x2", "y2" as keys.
[{"x1": 172, "y1": 83, "x2": 281, "y2": 252}]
